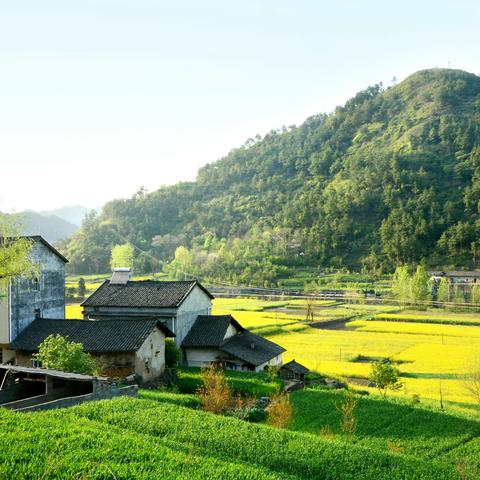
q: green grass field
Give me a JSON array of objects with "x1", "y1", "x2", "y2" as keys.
[{"x1": 0, "y1": 396, "x2": 465, "y2": 479}]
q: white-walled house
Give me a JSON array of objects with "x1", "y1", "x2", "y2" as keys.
[
  {"x1": 81, "y1": 274, "x2": 213, "y2": 347},
  {"x1": 181, "y1": 315, "x2": 285, "y2": 371}
]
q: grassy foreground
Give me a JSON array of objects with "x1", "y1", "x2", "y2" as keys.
[{"x1": 0, "y1": 396, "x2": 460, "y2": 480}]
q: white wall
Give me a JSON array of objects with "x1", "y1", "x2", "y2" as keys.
[
  {"x1": 184, "y1": 348, "x2": 219, "y2": 368},
  {"x1": 175, "y1": 286, "x2": 212, "y2": 346},
  {"x1": 0, "y1": 280, "x2": 9, "y2": 346},
  {"x1": 135, "y1": 328, "x2": 166, "y2": 381},
  {"x1": 255, "y1": 353, "x2": 283, "y2": 372}
]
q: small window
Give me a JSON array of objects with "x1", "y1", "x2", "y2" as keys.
[
  {"x1": 33, "y1": 276, "x2": 41, "y2": 292},
  {"x1": 31, "y1": 358, "x2": 42, "y2": 368},
  {"x1": 34, "y1": 308, "x2": 41, "y2": 319}
]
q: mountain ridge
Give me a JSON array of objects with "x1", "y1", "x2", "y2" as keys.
[{"x1": 63, "y1": 68, "x2": 480, "y2": 282}]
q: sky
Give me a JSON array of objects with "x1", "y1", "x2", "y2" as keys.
[{"x1": 0, "y1": 0, "x2": 479, "y2": 212}]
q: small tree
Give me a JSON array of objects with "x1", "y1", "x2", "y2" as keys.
[
  {"x1": 335, "y1": 390, "x2": 358, "y2": 439},
  {"x1": 304, "y1": 296, "x2": 315, "y2": 323},
  {"x1": 266, "y1": 393, "x2": 293, "y2": 429},
  {"x1": 369, "y1": 359, "x2": 403, "y2": 399},
  {"x1": 33, "y1": 334, "x2": 98, "y2": 375},
  {"x1": 391, "y1": 266, "x2": 411, "y2": 305},
  {"x1": 410, "y1": 264, "x2": 431, "y2": 302},
  {"x1": 197, "y1": 365, "x2": 231, "y2": 414},
  {"x1": 437, "y1": 277, "x2": 449, "y2": 303},
  {"x1": 463, "y1": 356, "x2": 480, "y2": 405},
  {"x1": 165, "y1": 338, "x2": 181, "y2": 368},
  {"x1": 77, "y1": 277, "x2": 86, "y2": 298}
]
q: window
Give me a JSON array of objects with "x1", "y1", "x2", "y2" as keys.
[
  {"x1": 31, "y1": 358, "x2": 42, "y2": 368},
  {"x1": 33, "y1": 276, "x2": 41, "y2": 292},
  {"x1": 34, "y1": 308, "x2": 41, "y2": 319}
]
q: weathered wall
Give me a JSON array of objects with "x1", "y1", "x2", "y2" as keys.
[
  {"x1": 0, "y1": 280, "x2": 9, "y2": 348},
  {"x1": 135, "y1": 328, "x2": 166, "y2": 381},
  {"x1": 9, "y1": 241, "x2": 65, "y2": 341},
  {"x1": 224, "y1": 323, "x2": 239, "y2": 340},
  {"x1": 175, "y1": 286, "x2": 212, "y2": 346}
]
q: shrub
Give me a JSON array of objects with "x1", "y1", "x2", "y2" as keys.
[
  {"x1": 197, "y1": 365, "x2": 231, "y2": 414},
  {"x1": 266, "y1": 393, "x2": 292, "y2": 429},
  {"x1": 165, "y1": 339, "x2": 181, "y2": 368},
  {"x1": 33, "y1": 334, "x2": 98, "y2": 375},
  {"x1": 335, "y1": 390, "x2": 358, "y2": 439}
]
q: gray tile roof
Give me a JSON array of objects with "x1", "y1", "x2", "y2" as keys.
[
  {"x1": 182, "y1": 315, "x2": 285, "y2": 367},
  {"x1": 81, "y1": 280, "x2": 214, "y2": 308},
  {"x1": 9, "y1": 318, "x2": 174, "y2": 353},
  {"x1": 220, "y1": 331, "x2": 286, "y2": 367},
  {"x1": 281, "y1": 359, "x2": 309, "y2": 374},
  {"x1": 181, "y1": 315, "x2": 245, "y2": 348}
]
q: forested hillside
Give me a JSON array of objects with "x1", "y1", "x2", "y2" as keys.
[{"x1": 63, "y1": 69, "x2": 480, "y2": 284}]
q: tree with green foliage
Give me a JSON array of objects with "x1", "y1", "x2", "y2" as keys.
[
  {"x1": 33, "y1": 334, "x2": 98, "y2": 375},
  {"x1": 436, "y1": 277, "x2": 449, "y2": 303},
  {"x1": 391, "y1": 266, "x2": 411, "y2": 305},
  {"x1": 110, "y1": 243, "x2": 135, "y2": 270},
  {"x1": 410, "y1": 265, "x2": 431, "y2": 302},
  {"x1": 0, "y1": 214, "x2": 37, "y2": 281},
  {"x1": 77, "y1": 277, "x2": 86, "y2": 298},
  {"x1": 369, "y1": 359, "x2": 403, "y2": 399}
]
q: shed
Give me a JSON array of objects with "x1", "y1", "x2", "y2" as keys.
[{"x1": 280, "y1": 360, "x2": 309, "y2": 381}]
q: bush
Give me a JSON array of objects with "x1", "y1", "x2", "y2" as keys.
[
  {"x1": 369, "y1": 359, "x2": 403, "y2": 399},
  {"x1": 197, "y1": 365, "x2": 231, "y2": 414},
  {"x1": 266, "y1": 393, "x2": 293, "y2": 429},
  {"x1": 33, "y1": 334, "x2": 98, "y2": 375}
]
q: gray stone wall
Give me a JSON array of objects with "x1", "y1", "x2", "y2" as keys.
[{"x1": 9, "y1": 241, "x2": 65, "y2": 341}]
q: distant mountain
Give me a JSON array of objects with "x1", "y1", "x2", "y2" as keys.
[
  {"x1": 10, "y1": 211, "x2": 79, "y2": 243},
  {"x1": 40, "y1": 205, "x2": 93, "y2": 226}
]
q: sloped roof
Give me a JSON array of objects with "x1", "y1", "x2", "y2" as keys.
[
  {"x1": 81, "y1": 280, "x2": 214, "y2": 308},
  {"x1": 181, "y1": 315, "x2": 245, "y2": 348},
  {"x1": 0, "y1": 235, "x2": 68, "y2": 263},
  {"x1": 446, "y1": 271, "x2": 480, "y2": 277},
  {"x1": 220, "y1": 331, "x2": 286, "y2": 367},
  {"x1": 9, "y1": 318, "x2": 174, "y2": 353},
  {"x1": 281, "y1": 359, "x2": 309, "y2": 374}
]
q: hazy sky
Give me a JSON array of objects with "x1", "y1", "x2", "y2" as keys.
[{"x1": 1, "y1": 0, "x2": 479, "y2": 212}]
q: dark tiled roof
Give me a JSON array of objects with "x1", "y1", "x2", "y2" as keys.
[
  {"x1": 446, "y1": 271, "x2": 480, "y2": 277},
  {"x1": 220, "y1": 331, "x2": 286, "y2": 367},
  {"x1": 181, "y1": 315, "x2": 245, "y2": 348},
  {"x1": 281, "y1": 360, "x2": 309, "y2": 374},
  {"x1": 9, "y1": 318, "x2": 174, "y2": 353},
  {"x1": 81, "y1": 280, "x2": 214, "y2": 308}
]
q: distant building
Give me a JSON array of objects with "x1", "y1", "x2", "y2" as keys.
[
  {"x1": 0, "y1": 236, "x2": 67, "y2": 364},
  {"x1": 181, "y1": 315, "x2": 285, "y2": 371},
  {"x1": 279, "y1": 359, "x2": 309, "y2": 381},
  {"x1": 430, "y1": 271, "x2": 480, "y2": 284},
  {"x1": 81, "y1": 273, "x2": 214, "y2": 347}
]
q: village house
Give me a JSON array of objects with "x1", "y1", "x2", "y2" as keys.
[
  {"x1": 81, "y1": 270, "x2": 214, "y2": 347},
  {"x1": 0, "y1": 236, "x2": 67, "y2": 364},
  {"x1": 9, "y1": 317, "x2": 174, "y2": 381},
  {"x1": 181, "y1": 314, "x2": 285, "y2": 371},
  {"x1": 430, "y1": 270, "x2": 480, "y2": 284}
]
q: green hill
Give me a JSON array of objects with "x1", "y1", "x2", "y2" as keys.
[{"x1": 64, "y1": 69, "x2": 480, "y2": 283}]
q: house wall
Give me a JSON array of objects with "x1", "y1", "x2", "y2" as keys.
[
  {"x1": 224, "y1": 323, "x2": 239, "y2": 340},
  {"x1": 9, "y1": 241, "x2": 65, "y2": 342},
  {"x1": 175, "y1": 286, "x2": 212, "y2": 346},
  {"x1": 255, "y1": 353, "x2": 283, "y2": 372},
  {"x1": 134, "y1": 328, "x2": 166, "y2": 381},
  {"x1": 184, "y1": 348, "x2": 220, "y2": 367}
]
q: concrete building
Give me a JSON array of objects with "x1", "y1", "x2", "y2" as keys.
[
  {"x1": 9, "y1": 318, "x2": 174, "y2": 381},
  {"x1": 81, "y1": 273, "x2": 213, "y2": 347},
  {"x1": 181, "y1": 315, "x2": 285, "y2": 371},
  {"x1": 0, "y1": 236, "x2": 67, "y2": 364}
]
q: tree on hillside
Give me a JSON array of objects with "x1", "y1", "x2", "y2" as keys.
[
  {"x1": 0, "y1": 214, "x2": 37, "y2": 281},
  {"x1": 110, "y1": 243, "x2": 135, "y2": 270},
  {"x1": 369, "y1": 359, "x2": 403, "y2": 399},
  {"x1": 33, "y1": 334, "x2": 98, "y2": 375},
  {"x1": 463, "y1": 356, "x2": 480, "y2": 405}
]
